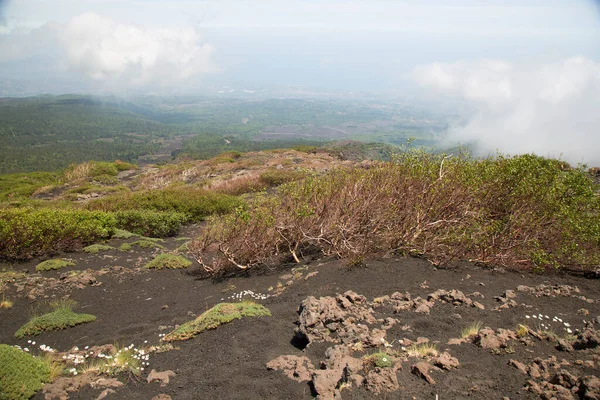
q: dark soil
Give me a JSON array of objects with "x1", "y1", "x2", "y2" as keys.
[{"x1": 1, "y1": 225, "x2": 598, "y2": 400}]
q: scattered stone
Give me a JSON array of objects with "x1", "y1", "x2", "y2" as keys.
[
  {"x1": 146, "y1": 370, "x2": 176, "y2": 387},
  {"x1": 267, "y1": 355, "x2": 315, "y2": 382},
  {"x1": 557, "y1": 339, "x2": 574, "y2": 352},
  {"x1": 364, "y1": 368, "x2": 399, "y2": 393},
  {"x1": 95, "y1": 389, "x2": 116, "y2": 400},
  {"x1": 432, "y1": 352, "x2": 460, "y2": 370},
  {"x1": 312, "y1": 369, "x2": 343, "y2": 400},
  {"x1": 578, "y1": 375, "x2": 600, "y2": 399},
  {"x1": 578, "y1": 308, "x2": 590, "y2": 316},
  {"x1": 509, "y1": 359, "x2": 528, "y2": 375},
  {"x1": 573, "y1": 326, "x2": 599, "y2": 350},
  {"x1": 152, "y1": 395, "x2": 173, "y2": 400},
  {"x1": 411, "y1": 362, "x2": 436, "y2": 385}
]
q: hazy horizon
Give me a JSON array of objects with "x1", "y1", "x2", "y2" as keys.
[{"x1": 1, "y1": 0, "x2": 599, "y2": 164}]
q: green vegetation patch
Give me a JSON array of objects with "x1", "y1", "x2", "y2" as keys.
[
  {"x1": 87, "y1": 188, "x2": 242, "y2": 223},
  {"x1": 113, "y1": 210, "x2": 187, "y2": 237},
  {"x1": 144, "y1": 254, "x2": 192, "y2": 270},
  {"x1": 14, "y1": 300, "x2": 96, "y2": 338},
  {"x1": 83, "y1": 244, "x2": 115, "y2": 254},
  {"x1": 35, "y1": 259, "x2": 75, "y2": 272},
  {"x1": 364, "y1": 352, "x2": 393, "y2": 368},
  {"x1": 0, "y1": 344, "x2": 51, "y2": 400},
  {"x1": 0, "y1": 171, "x2": 59, "y2": 201},
  {"x1": 112, "y1": 229, "x2": 138, "y2": 239},
  {"x1": 163, "y1": 301, "x2": 270, "y2": 341},
  {"x1": 0, "y1": 208, "x2": 115, "y2": 261}
]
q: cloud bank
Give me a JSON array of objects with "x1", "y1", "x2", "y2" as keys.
[
  {"x1": 61, "y1": 13, "x2": 217, "y2": 87},
  {"x1": 0, "y1": 13, "x2": 217, "y2": 89},
  {"x1": 414, "y1": 57, "x2": 600, "y2": 166}
]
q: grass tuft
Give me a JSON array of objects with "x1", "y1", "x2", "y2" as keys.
[
  {"x1": 144, "y1": 254, "x2": 192, "y2": 270},
  {"x1": 461, "y1": 321, "x2": 483, "y2": 339},
  {"x1": 407, "y1": 343, "x2": 438, "y2": 358},
  {"x1": 163, "y1": 301, "x2": 270, "y2": 341},
  {"x1": 35, "y1": 259, "x2": 76, "y2": 272},
  {"x1": 14, "y1": 299, "x2": 96, "y2": 338}
]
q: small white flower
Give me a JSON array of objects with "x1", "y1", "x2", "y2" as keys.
[
  {"x1": 564, "y1": 322, "x2": 570, "y2": 327},
  {"x1": 566, "y1": 328, "x2": 572, "y2": 334},
  {"x1": 525, "y1": 315, "x2": 530, "y2": 319}
]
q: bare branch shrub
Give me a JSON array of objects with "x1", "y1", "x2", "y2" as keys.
[{"x1": 191, "y1": 152, "x2": 600, "y2": 276}]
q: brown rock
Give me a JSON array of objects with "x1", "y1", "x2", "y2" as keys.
[
  {"x1": 364, "y1": 368, "x2": 400, "y2": 393},
  {"x1": 95, "y1": 389, "x2": 116, "y2": 400},
  {"x1": 579, "y1": 375, "x2": 600, "y2": 400},
  {"x1": 146, "y1": 370, "x2": 176, "y2": 387},
  {"x1": 550, "y1": 370, "x2": 579, "y2": 389},
  {"x1": 411, "y1": 362, "x2": 436, "y2": 385},
  {"x1": 152, "y1": 395, "x2": 173, "y2": 400},
  {"x1": 476, "y1": 328, "x2": 503, "y2": 349},
  {"x1": 433, "y1": 352, "x2": 460, "y2": 370},
  {"x1": 312, "y1": 369, "x2": 344, "y2": 400},
  {"x1": 509, "y1": 359, "x2": 528, "y2": 375},
  {"x1": 267, "y1": 355, "x2": 315, "y2": 382}
]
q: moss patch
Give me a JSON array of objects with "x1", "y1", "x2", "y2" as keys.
[
  {"x1": 35, "y1": 259, "x2": 76, "y2": 272},
  {"x1": 14, "y1": 300, "x2": 96, "y2": 338},
  {"x1": 163, "y1": 301, "x2": 270, "y2": 341},
  {"x1": 112, "y1": 229, "x2": 138, "y2": 239},
  {"x1": 83, "y1": 244, "x2": 115, "y2": 254},
  {"x1": 0, "y1": 344, "x2": 51, "y2": 400},
  {"x1": 144, "y1": 254, "x2": 192, "y2": 270}
]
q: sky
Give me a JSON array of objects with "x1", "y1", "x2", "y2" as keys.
[{"x1": 0, "y1": 0, "x2": 599, "y2": 163}]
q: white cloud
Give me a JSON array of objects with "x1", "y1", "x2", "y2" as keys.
[
  {"x1": 60, "y1": 13, "x2": 217, "y2": 87},
  {"x1": 414, "y1": 57, "x2": 600, "y2": 166}
]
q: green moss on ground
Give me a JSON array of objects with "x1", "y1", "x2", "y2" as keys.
[
  {"x1": 0, "y1": 344, "x2": 51, "y2": 400},
  {"x1": 144, "y1": 254, "x2": 192, "y2": 270},
  {"x1": 14, "y1": 300, "x2": 96, "y2": 338},
  {"x1": 112, "y1": 229, "x2": 138, "y2": 239},
  {"x1": 83, "y1": 244, "x2": 115, "y2": 254},
  {"x1": 163, "y1": 301, "x2": 270, "y2": 342},
  {"x1": 35, "y1": 259, "x2": 75, "y2": 272}
]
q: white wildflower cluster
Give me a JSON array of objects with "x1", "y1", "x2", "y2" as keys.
[
  {"x1": 221, "y1": 290, "x2": 269, "y2": 302},
  {"x1": 380, "y1": 337, "x2": 394, "y2": 348},
  {"x1": 62, "y1": 352, "x2": 86, "y2": 365},
  {"x1": 524, "y1": 313, "x2": 574, "y2": 334},
  {"x1": 13, "y1": 341, "x2": 55, "y2": 354}
]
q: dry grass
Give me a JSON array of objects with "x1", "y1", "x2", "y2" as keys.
[
  {"x1": 461, "y1": 321, "x2": 483, "y2": 339},
  {"x1": 407, "y1": 343, "x2": 438, "y2": 358}
]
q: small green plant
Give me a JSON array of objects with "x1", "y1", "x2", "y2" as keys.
[
  {"x1": 144, "y1": 254, "x2": 192, "y2": 270},
  {"x1": 35, "y1": 259, "x2": 76, "y2": 272},
  {"x1": 461, "y1": 321, "x2": 483, "y2": 339},
  {"x1": 130, "y1": 239, "x2": 165, "y2": 250},
  {"x1": 364, "y1": 352, "x2": 393, "y2": 368},
  {"x1": 0, "y1": 344, "x2": 52, "y2": 400},
  {"x1": 163, "y1": 302, "x2": 271, "y2": 341},
  {"x1": 14, "y1": 299, "x2": 96, "y2": 337},
  {"x1": 84, "y1": 344, "x2": 144, "y2": 376},
  {"x1": 83, "y1": 244, "x2": 115, "y2": 254}
]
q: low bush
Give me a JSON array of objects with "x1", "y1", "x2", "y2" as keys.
[
  {"x1": 87, "y1": 187, "x2": 241, "y2": 222},
  {"x1": 163, "y1": 302, "x2": 270, "y2": 341},
  {"x1": 35, "y1": 259, "x2": 76, "y2": 272},
  {"x1": 194, "y1": 152, "x2": 600, "y2": 275},
  {"x1": 0, "y1": 344, "x2": 51, "y2": 400},
  {"x1": 14, "y1": 299, "x2": 96, "y2": 338},
  {"x1": 144, "y1": 254, "x2": 192, "y2": 270},
  {"x1": 113, "y1": 210, "x2": 187, "y2": 237},
  {"x1": 258, "y1": 169, "x2": 306, "y2": 187},
  {"x1": 0, "y1": 172, "x2": 59, "y2": 201},
  {"x1": 0, "y1": 208, "x2": 116, "y2": 260}
]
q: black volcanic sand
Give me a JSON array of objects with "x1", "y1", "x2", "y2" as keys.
[{"x1": 1, "y1": 226, "x2": 599, "y2": 400}]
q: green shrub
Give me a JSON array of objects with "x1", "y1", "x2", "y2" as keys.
[
  {"x1": 118, "y1": 243, "x2": 132, "y2": 252},
  {"x1": 114, "y1": 210, "x2": 187, "y2": 237},
  {"x1": 0, "y1": 208, "x2": 116, "y2": 261},
  {"x1": 0, "y1": 172, "x2": 59, "y2": 201},
  {"x1": 14, "y1": 300, "x2": 96, "y2": 338},
  {"x1": 364, "y1": 352, "x2": 393, "y2": 368},
  {"x1": 35, "y1": 259, "x2": 75, "y2": 272},
  {"x1": 259, "y1": 169, "x2": 306, "y2": 187},
  {"x1": 83, "y1": 244, "x2": 115, "y2": 254},
  {"x1": 163, "y1": 302, "x2": 270, "y2": 341},
  {"x1": 87, "y1": 188, "x2": 242, "y2": 222},
  {"x1": 195, "y1": 152, "x2": 600, "y2": 274},
  {"x1": 144, "y1": 254, "x2": 192, "y2": 270},
  {"x1": 0, "y1": 344, "x2": 51, "y2": 400}
]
